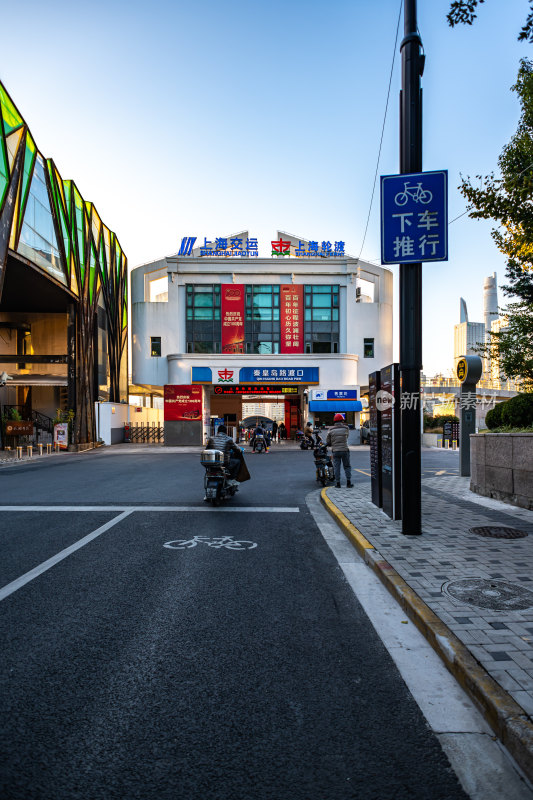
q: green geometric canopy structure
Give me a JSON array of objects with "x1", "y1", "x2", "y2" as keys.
[{"x1": 0, "y1": 81, "x2": 128, "y2": 443}]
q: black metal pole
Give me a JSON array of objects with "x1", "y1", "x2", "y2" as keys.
[{"x1": 400, "y1": 0, "x2": 423, "y2": 534}]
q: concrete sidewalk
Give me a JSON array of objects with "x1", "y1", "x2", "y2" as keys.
[{"x1": 322, "y1": 477, "x2": 533, "y2": 782}]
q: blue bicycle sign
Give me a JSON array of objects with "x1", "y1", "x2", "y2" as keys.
[
  {"x1": 380, "y1": 170, "x2": 448, "y2": 264},
  {"x1": 394, "y1": 181, "x2": 432, "y2": 206}
]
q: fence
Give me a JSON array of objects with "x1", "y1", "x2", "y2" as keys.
[{"x1": 125, "y1": 422, "x2": 164, "y2": 444}]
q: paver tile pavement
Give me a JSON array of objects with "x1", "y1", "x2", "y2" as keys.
[{"x1": 325, "y1": 476, "x2": 533, "y2": 720}]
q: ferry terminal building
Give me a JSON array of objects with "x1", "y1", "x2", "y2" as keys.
[{"x1": 131, "y1": 232, "x2": 392, "y2": 444}]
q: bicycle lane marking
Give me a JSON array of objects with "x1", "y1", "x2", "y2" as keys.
[
  {"x1": 0, "y1": 510, "x2": 134, "y2": 603},
  {"x1": 0, "y1": 507, "x2": 298, "y2": 602}
]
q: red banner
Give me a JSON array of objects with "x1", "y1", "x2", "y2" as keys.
[
  {"x1": 280, "y1": 284, "x2": 303, "y2": 353},
  {"x1": 164, "y1": 385, "x2": 203, "y2": 421},
  {"x1": 221, "y1": 284, "x2": 245, "y2": 353}
]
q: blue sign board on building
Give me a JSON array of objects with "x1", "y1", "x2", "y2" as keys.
[
  {"x1": 380, "y1": 170, "x2": 448, "y2": 264},
  {"x1": 240, "y1": 367, "x2": 319, "y2": 383},
  {"x1": 327, "y1": 389, "x2": 357, "y2": 400}
]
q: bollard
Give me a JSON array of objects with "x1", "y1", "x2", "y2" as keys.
[
  {"x1": 445, "y1": 440, "x2": 449, "y2": 449},
  {"x1": 47, "y1": 443, "x2": 52, "y2": 454},
  {"x1": 38, "y1": 443, "x2": 43, "y2": 456},
  {"x1": 452, "y1": 440, "x2": 457, "y2": 451},
  {"x1": 27, "y1": 445, "x2": 33, "y2": 458},
  {"x1": 17, "y1": 446, "x2": 22, "y2": 459}
]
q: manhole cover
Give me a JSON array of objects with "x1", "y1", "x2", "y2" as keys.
[
  {"x1": 442, "y1": 578, "x2": 533, "y2": 611},
  {"x1": 470, "y1": 526, "x2": 528, "y2": 539}
]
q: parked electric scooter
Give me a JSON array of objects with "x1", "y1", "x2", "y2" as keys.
[
  {"x1": 313, "y1": 442, "x2": 335, "y2": 486},
  {"x1": 201, "y1": 449, "x2": 239, "y2": 505}
]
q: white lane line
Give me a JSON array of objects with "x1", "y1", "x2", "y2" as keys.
[
  {"x1": 0, "y1": 506, "x2": 300, "y2": 513},
  {"x1": 0, "y1": 510, "x2": 133, "y2": 602}
]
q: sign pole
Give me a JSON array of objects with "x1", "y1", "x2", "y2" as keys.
[{"x1": 400, "y1": 0, "x2": 423, "y2": 534}]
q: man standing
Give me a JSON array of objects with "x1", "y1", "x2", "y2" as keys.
[{"x1": 326, "y1": 414, "x2": 353, "y2": 488}]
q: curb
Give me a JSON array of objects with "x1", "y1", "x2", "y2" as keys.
[{"x1": 321, "y1": 487, "x2": 533, "y2": 783}]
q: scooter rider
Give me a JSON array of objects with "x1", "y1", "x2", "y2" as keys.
[
  {"x1": 206, "y1": 425, "x2": 243, "y2": 480},
  {"x1": 251, "y1": 424, "x2": 266, "y2": 452}
]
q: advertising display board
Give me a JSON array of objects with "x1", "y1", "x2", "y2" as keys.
[
  {"x1": 369, "y1": 371, "x2": 382, "y2": 508},
  {"x1": 164, "y1": 385, "x2": 203, "y2": 421},
  {"x1": 54, "y1": 423, "x2": 69, "y2": 450},
  {"x1": 221, "y1": 285, "x2": 245, "y2": 354},
  {"x1": 280, "y1": 285, "x2": 303, "y2": 354},
  {"x1": 380, "y1": 364, "x2": 401, "y2": 520}
]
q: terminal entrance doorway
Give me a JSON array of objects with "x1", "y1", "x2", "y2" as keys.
[{"x1": 210, "y1": 385, "x2": 303, "y2": 437}]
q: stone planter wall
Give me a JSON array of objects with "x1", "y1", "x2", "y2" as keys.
[{"x1": 470, "y1": 433, "x2": 533, "y2": 510}]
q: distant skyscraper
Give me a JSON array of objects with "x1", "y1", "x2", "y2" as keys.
[{"x1": 453, "y1": 274, "x2": 499, "y2": 376}]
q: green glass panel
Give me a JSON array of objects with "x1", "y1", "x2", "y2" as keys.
[
  {"x1": 18, "y1": 133, "x2": 37, "y2": 233},
  {"x1": 99, "y1": 235, "x2": 107, "y2": 284},
  {"x1": 116, "y1": 242, "x2": 122, "y2": 278},
  {"x1": 0, "y1": 128, "x2": 8, "y2": 208},
  {"x1": 73, "y1": 188, "x2": 85, "y2": 284},
  {"x1": 63, "y1": 180, "x2": 72, "y2": 223},
  {"x1": 312, "y1": 285, "x2": 333, "y2": 293},
  {"x1": 0, "y1": 84, "x2": 24, "y2": 135},
  {"x1": 89, "y1": 241, "x2": 97, "y2": 305}
]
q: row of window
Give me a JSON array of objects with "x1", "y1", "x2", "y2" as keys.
[{"x1": 150, "y1": 336, "x2": 375, "y2": 358}]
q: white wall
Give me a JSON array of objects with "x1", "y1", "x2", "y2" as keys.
[{"x1": 95, "y1": 402, "x2": 163, "y2": 445}]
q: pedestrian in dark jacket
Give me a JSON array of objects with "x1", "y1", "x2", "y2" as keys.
[
  {"x1": 326, "y1": 414, "x2": 353, "y2": 488},
  {"x1": 272, "y1": 421, "x2": 278, "y2": 442}
]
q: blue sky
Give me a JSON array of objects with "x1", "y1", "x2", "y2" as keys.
[{"x1": 1, "y1": 0, "x2": 530, "y2": 374}]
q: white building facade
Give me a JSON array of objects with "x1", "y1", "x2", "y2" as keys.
[{"x1": 131, "y1": 232, "x2": 393, "y2": 438}]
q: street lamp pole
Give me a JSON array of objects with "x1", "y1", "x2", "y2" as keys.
[{"x1": 399, "y1": 0, "x2": 423, "y2": 534}]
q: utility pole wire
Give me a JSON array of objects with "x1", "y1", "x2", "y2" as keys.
[{"x1": 357, "y1": 0, "x2": 403, "y2": 263}]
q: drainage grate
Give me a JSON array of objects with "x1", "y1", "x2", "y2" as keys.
[
  {"x1": 442, "y1": 578, "x2": 533, "y2": 611},
  {"x1": 470, "y1": 526, "x2": 528, "y2": 539}
]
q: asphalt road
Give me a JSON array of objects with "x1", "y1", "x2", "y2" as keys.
[{"x1": 0, "y1": 447, "x2": 466, "y2": 799}]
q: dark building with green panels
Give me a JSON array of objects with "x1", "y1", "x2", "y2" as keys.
[{"x1": 0, "y1": 82, "x2": 127, "y2": 446}]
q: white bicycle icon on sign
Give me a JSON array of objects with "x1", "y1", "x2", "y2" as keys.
[
  {"x1": 163, "y1": 535, "x2": 257, "y2": 550},
  {"x1": 394, "y1": 181, "x2": 433, "y2": 206}
]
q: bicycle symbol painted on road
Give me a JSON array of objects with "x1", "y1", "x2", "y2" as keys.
[
  {"x1": 394, "y1": 182, "x2": 433, "y2": 206},
  {"x1": 163, "y1": 535, "x2": 257, "y2": 550}
]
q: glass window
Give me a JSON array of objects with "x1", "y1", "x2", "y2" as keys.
[
  {"x1": 151, "y1": 337, "x2": 161, "y2": 357},
  {"x1": 364, "y1": 338, "x2": 375, "y2": 358},
  {"x1": 312, "y1": 308, "x2": 332, "y2": 321},
  {"x1": 194, "y1": 293, "x2": 213, "y2": 307},
  {"x1": 193, "y1": 307, "x2": 214, "y2": 320},
  {"x1": 312, "y1": 294, "x2": 331, "y2": 307}
]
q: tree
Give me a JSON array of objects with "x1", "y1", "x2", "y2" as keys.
[
  {"x1": 459, "y1": 59, "x2": 533, "y2": 389},
  {"x1": 447, "y1": 1, "x2": 533, "y2": 42}
]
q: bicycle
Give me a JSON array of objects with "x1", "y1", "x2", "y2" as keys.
[
  {"x1": 394, "y1": 181, "x2": 432, "y2": 206},
  {"x1": 163, "y1": 535, "x2": 257, "y2": 550}
]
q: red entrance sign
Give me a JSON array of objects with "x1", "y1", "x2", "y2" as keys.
[
  {"x1": 213, "y1": 385, "x2": 298, "y2": 395},
  {"x1": 221, "y1": 284, "x2": 245, "y2": 353},
  {"x1": 164, "y1": 385, "x2": 203, "y2": 421},
  {"x1": 280, "y1": 284, "x2": 303, "y2": 354}
]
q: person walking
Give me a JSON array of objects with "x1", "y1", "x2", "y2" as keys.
[
  {"x1": 279, "y1": 422, "x2": 287, "y2": 440},
  {"x1": 326, "y1": 414, "x2": 353, "y2": 488},
  {"x1": 272, "y1": 420, "x2": 278, "y2": 443}
]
